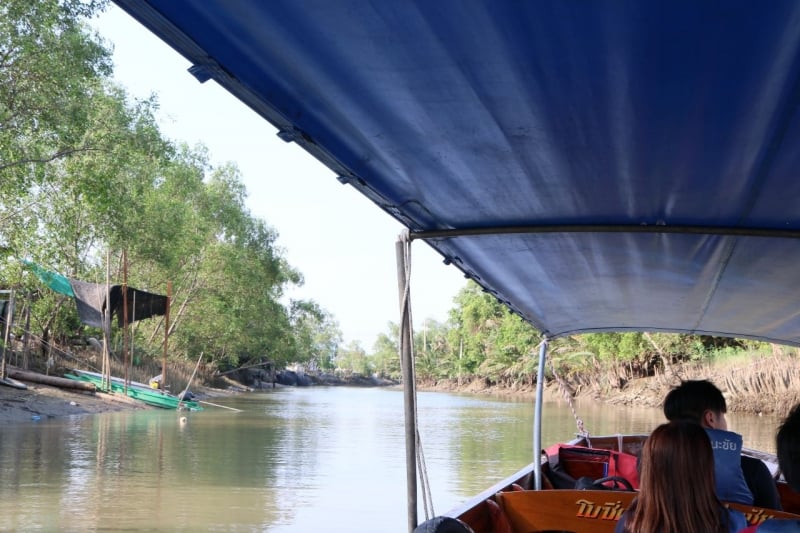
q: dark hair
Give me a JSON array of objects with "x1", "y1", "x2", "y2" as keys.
[
  {"x1": 663, "y1": 380, "x2": 726, "y2": 423},
  {"x1": 624, "y1": 420, "x2": 729, "y2": 533},
  {"x1": 777, "y1": 403, "x2": 800, "y2": 492}
]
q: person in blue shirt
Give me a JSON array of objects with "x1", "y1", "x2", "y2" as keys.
[
  {"x1": 615, "y1": 420, "x2": 746, "y2": 533},
  {"x1": 739, "y1": 404, "x2": 800, "y2": 532},
  {"x1": 663, "y1": 379, "x2": 781, "y2": 509}
]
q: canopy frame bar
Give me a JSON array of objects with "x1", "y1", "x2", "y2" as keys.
[{"x1": 410, "y1": 224, "x2": 800, "y2": 241}]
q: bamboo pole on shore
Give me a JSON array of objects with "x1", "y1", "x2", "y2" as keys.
[
  {"x1": 178, "y1": 352, "x2": 203, "y2": 410},
  {"x1": 161, "y1": 281, "x2": 171, "y2": 388},
  {"x1": 101, "y1": 251, "x2": 111, "y2": 391},
  {"x1": 122, "y1": 250, "x2": 129, "y2": 394},
  {"x1": 197, "y1": 400, "x2": 242, "y2": 412}
]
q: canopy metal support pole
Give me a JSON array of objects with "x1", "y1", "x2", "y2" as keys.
[
  {"x1": 396, "y1": 235, "x2": 417, "y2": 532},
  {"x1": 533, "y1": 338, "x2": 549, "y2": 490}
]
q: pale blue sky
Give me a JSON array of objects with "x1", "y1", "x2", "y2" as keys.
[{"x1": 93, "y1": 6, "x2": 466, "y2": 348}]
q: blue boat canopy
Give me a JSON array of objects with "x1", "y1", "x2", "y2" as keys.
[{"x1": 113, "y1": 1, "x2": 800, "y2": 346}]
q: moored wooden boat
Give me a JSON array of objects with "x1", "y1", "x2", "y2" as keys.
[{"x1": 65, "y1": 369, "x2": 202, "y2": 411}]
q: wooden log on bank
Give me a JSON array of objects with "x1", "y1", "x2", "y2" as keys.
[{"x1": 7, "y1": 368, "x2": 96, "y2": 392}]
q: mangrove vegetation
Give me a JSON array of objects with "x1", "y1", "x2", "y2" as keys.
[{"x1": 0, "y1": 0, "x2": 341, "y2": 388}]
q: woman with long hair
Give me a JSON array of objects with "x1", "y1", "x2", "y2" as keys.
[{"x1": 615, "y1": 420, "x2": 747, "y2": 533}]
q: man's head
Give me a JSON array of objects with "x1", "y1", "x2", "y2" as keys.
[
  {"x1": 777, "y1": 403, "x2": 800, "y2": 492},
  {"x1": 663, "y1": 379, "x2": 728, "y2": 430}
]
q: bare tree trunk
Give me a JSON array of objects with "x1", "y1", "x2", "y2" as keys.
[
  {"x1": 22, "y1": 301, "x2": 31, "y2": 370},
  {"x1": 644, "y1": 332, "x2": 674, "y2": 377},
  {"x1": 147, "y1": 268, "x2": 201, "y2": 344},
  {"x1": 40, "y1": 297, "x2": 66, "y2": 359}
]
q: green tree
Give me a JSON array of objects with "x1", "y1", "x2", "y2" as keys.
[
  {"x1": 289, "y1": 300, "x2": 342, "y2": 372},
  {"x1": 371, "y1": 324, "x2": 400, "y2": 379},
  {"x1": 337, "y1": 340, "x2": 371, "y2": 376},
  {"x1": 414, "y1": 318, "x2": 452, "y2": 380},
  {"x1": 158, "y1": 161, "x2": 301, "y2": 368},
  {"x1": 0, "y1": 0, "x2": 111, "y2": 190}
]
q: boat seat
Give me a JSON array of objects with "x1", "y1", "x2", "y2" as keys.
[
  {"x1": 727, "y1": 501, "x2": 800, "y2": 527},
  {"x1": 493, "y1": 490, "x2": 800, "y2": 533},
  {"x1": 495, "y1": 489, "x2": 633, "y2": 533},
  {"x1": 544, "y1": 445, "x2": 640, "y2": 491}
]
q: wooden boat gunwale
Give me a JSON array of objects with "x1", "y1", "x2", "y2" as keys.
[{"x1": 70, "y1": 368, "x2": 152, "y2": 390}]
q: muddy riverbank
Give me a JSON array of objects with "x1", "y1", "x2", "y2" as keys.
[
  {"x1": 0, "y1": 379, "x2": 151, "y2": 424},
  {"x1": 416, "y1": 353, "x2": 800, "y2": 418},
  {"x1": 5, "y1": 353, "x2": 800, "y2": 425},
  {"x1": 0, "y1": 373, "x2": 242, "y2": 425}
]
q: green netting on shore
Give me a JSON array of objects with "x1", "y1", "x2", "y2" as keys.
[{"x1": 23, "y1": 260, "x2": 74, "y2": 297}]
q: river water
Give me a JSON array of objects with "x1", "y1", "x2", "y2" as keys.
[{"x1": 0, "y1": 386, "x2": 782, "y2": 532}]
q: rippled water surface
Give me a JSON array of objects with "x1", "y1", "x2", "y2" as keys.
[{"x1": 0, "y1": 387, "x2": 781, "y2": 532}]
